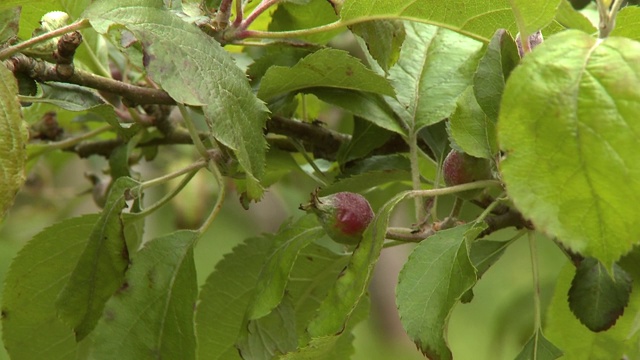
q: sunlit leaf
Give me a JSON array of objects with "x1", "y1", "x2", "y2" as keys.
[
  {"x1": 554, "y1": 0, "x2": 596, "y2": 34},
  {"x1": 269, "y1": 0, "x2": 341, "y2": 43},
  {"x1": 498, "y1": 30, "x2": 640, "y2": 267},
  {"x1": 510, "y1": 0, "x2": 563, "y2": 35},
  {"x1": 340, "y1": 0, "x2": 516, "y2": 42},
  {"x1": 611, "y1": 6, "x2": 640, "y2": 41}
]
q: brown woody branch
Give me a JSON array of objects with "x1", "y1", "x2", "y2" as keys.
[{"x1": 5, "y1": 54, "x2": 176, "y2": 105}]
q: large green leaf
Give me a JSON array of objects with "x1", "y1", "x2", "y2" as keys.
[
  {"x1": 498, "y1": 30, "x2": 640, "y2": 267},
  {"x1": 258, "y1": 48, "x2": 395, "y2": 101},
  {"x1": 2, "y1": 215, "x2": 99, "y2": 360},
  {"x1": 385, "y1": 22, "x2": 484, "y2": 133},
  {"x1": 339, "y1": 0, "x2": 516, "y2": 42},
  {"x1": 510, "y1": 0, "x2": 563, "y2": 35},
  {"x1": 396, "y1": 223, "x2": 485, "y2": 360},
  {"x1": 83, "y1": 0, "x2": 269, "y2": 199},
  {"x1": 545, "y1": 262, "x2": 640, "y2": 359},
  {"x1": 307, "y1": 191, "x2": 409, "y2": 337},
  {"x1": 89, "y1": 230, "x2": 199, "y2": 360},
  {"x1": 0, "y1": 64, "x2": 28, "y2": 219},
  {"x1": 246, "y1": 215, "x2": 324, "y2": 320},
  {"x1": 55, "y1": 177, "x2": 139, "y2": 340}
]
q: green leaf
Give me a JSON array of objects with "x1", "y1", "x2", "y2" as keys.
[
  {"x1": 29, "y1": 83, "x2": 104, "y2": 111},
  {"x1": 322, "y1": 168, "x2": 411, "y2": 195},
  {"x1": 385, "y1": 22, "x2": 484, "y2": 133},
  {"x1": 307, "y1": 191, "x2": 410, "y2": 337},
  {"x1": 0, "y1": 1, "x2": 60, "y2": 39},
  {"x1": 278, "y1": 294, "x2": 369, "y2": 360},
  {"x1": 55, "y1": 177, "x2": 140, "y2": 340},
  {"x1": 396, "y1": 223, "x2": 485, "y2": 360},
  {"x1": 287, "y1": 243, "x2": 350, "y2": 334},
  {"x1": 247, "y1": 45, "x2": 316, "y2": 90},
  {"x1": 350, "y1": 20, "x2": 405, "y2": 72},
  {"x1": 84, "y1": 0, "x2": 269, "y2": 199},
  {"x1": 258, "y1": 49, "x2": 395, "y2": 101},
  {"x1": 269, "y1": 0, "x2": 341, "y2": 43},
  {"x1": 337, "y1": 118, "x2": 394, "y2": 164},
  {"x1": 611, "y1": 6, "x2": 640, "y2": 41},
  {"x1": 195, "y1": 238, "x2": 273, "y2": 360},
  {"x1": 498, "y1": 30, "x2": 640, "y2": 267},
  {"x1": 510, "y1": 0, "x2": 563, "y2": 35},
  {"x1": 568, "y1": 258, "x2": 632, "y2": 332},
  {"x1": 418, "y1": 121, "x2": 451, "y2": 163},
  {"x1": 448, "y1": 87, "x2": 498, "y2": 159},
  {"x1": 247, "y1": 215, "x2": 324, "y2": 320},
  {"x1": 473, "y1": 29, "x2": 520, "y2": 122},
  {"x1": 0, "y1": 7, "x2": 20, "y2": 43},
  {"x1": 340, "y1": 0, "x2": 516, "y2": 42},
  {"x1": 469, "y1": 239, "x2": 510, "y2": 278},
  {"x1": 279, "y1": 336, "x2": 339, "y2": 360},
  {"x1": 89, "y1": 230, "x2": 199, "y2": 360},
  {"x1": 514, "y1": 329, "x2": 563, "y2": 360},
  {"x1": 0, "y1": 63, "x2": 28, "y2": 220},
  {"x1": 546, "y1": 262, "x2": 640, "y2": 359},
  {"x1": 237, "y1": 297, "x2": 298, "y2": 360},
  {"x1": 554, "y1": 0, "x2": 596, "y2": 34},
  {"x1": 2, "y1": 215, "x2": 99, "y2": 360},
  {"x1": 461, "y1": 239, "x2": 511, "y2": 303},
  {"x1": 311, "y1": 89, "x2": 405, "y2": 135}
]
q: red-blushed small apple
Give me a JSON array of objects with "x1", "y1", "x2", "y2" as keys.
[
  {"x1": 300, "y1": 191, "x2": 374, "y2": 245},
  {"x1": 443, "y1": 150, "x2": 493, "y2": 199}
]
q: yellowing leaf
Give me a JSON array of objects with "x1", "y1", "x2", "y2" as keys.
[{"x1": 0, "y1": 64, "x2": 28, "y2": 219}]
